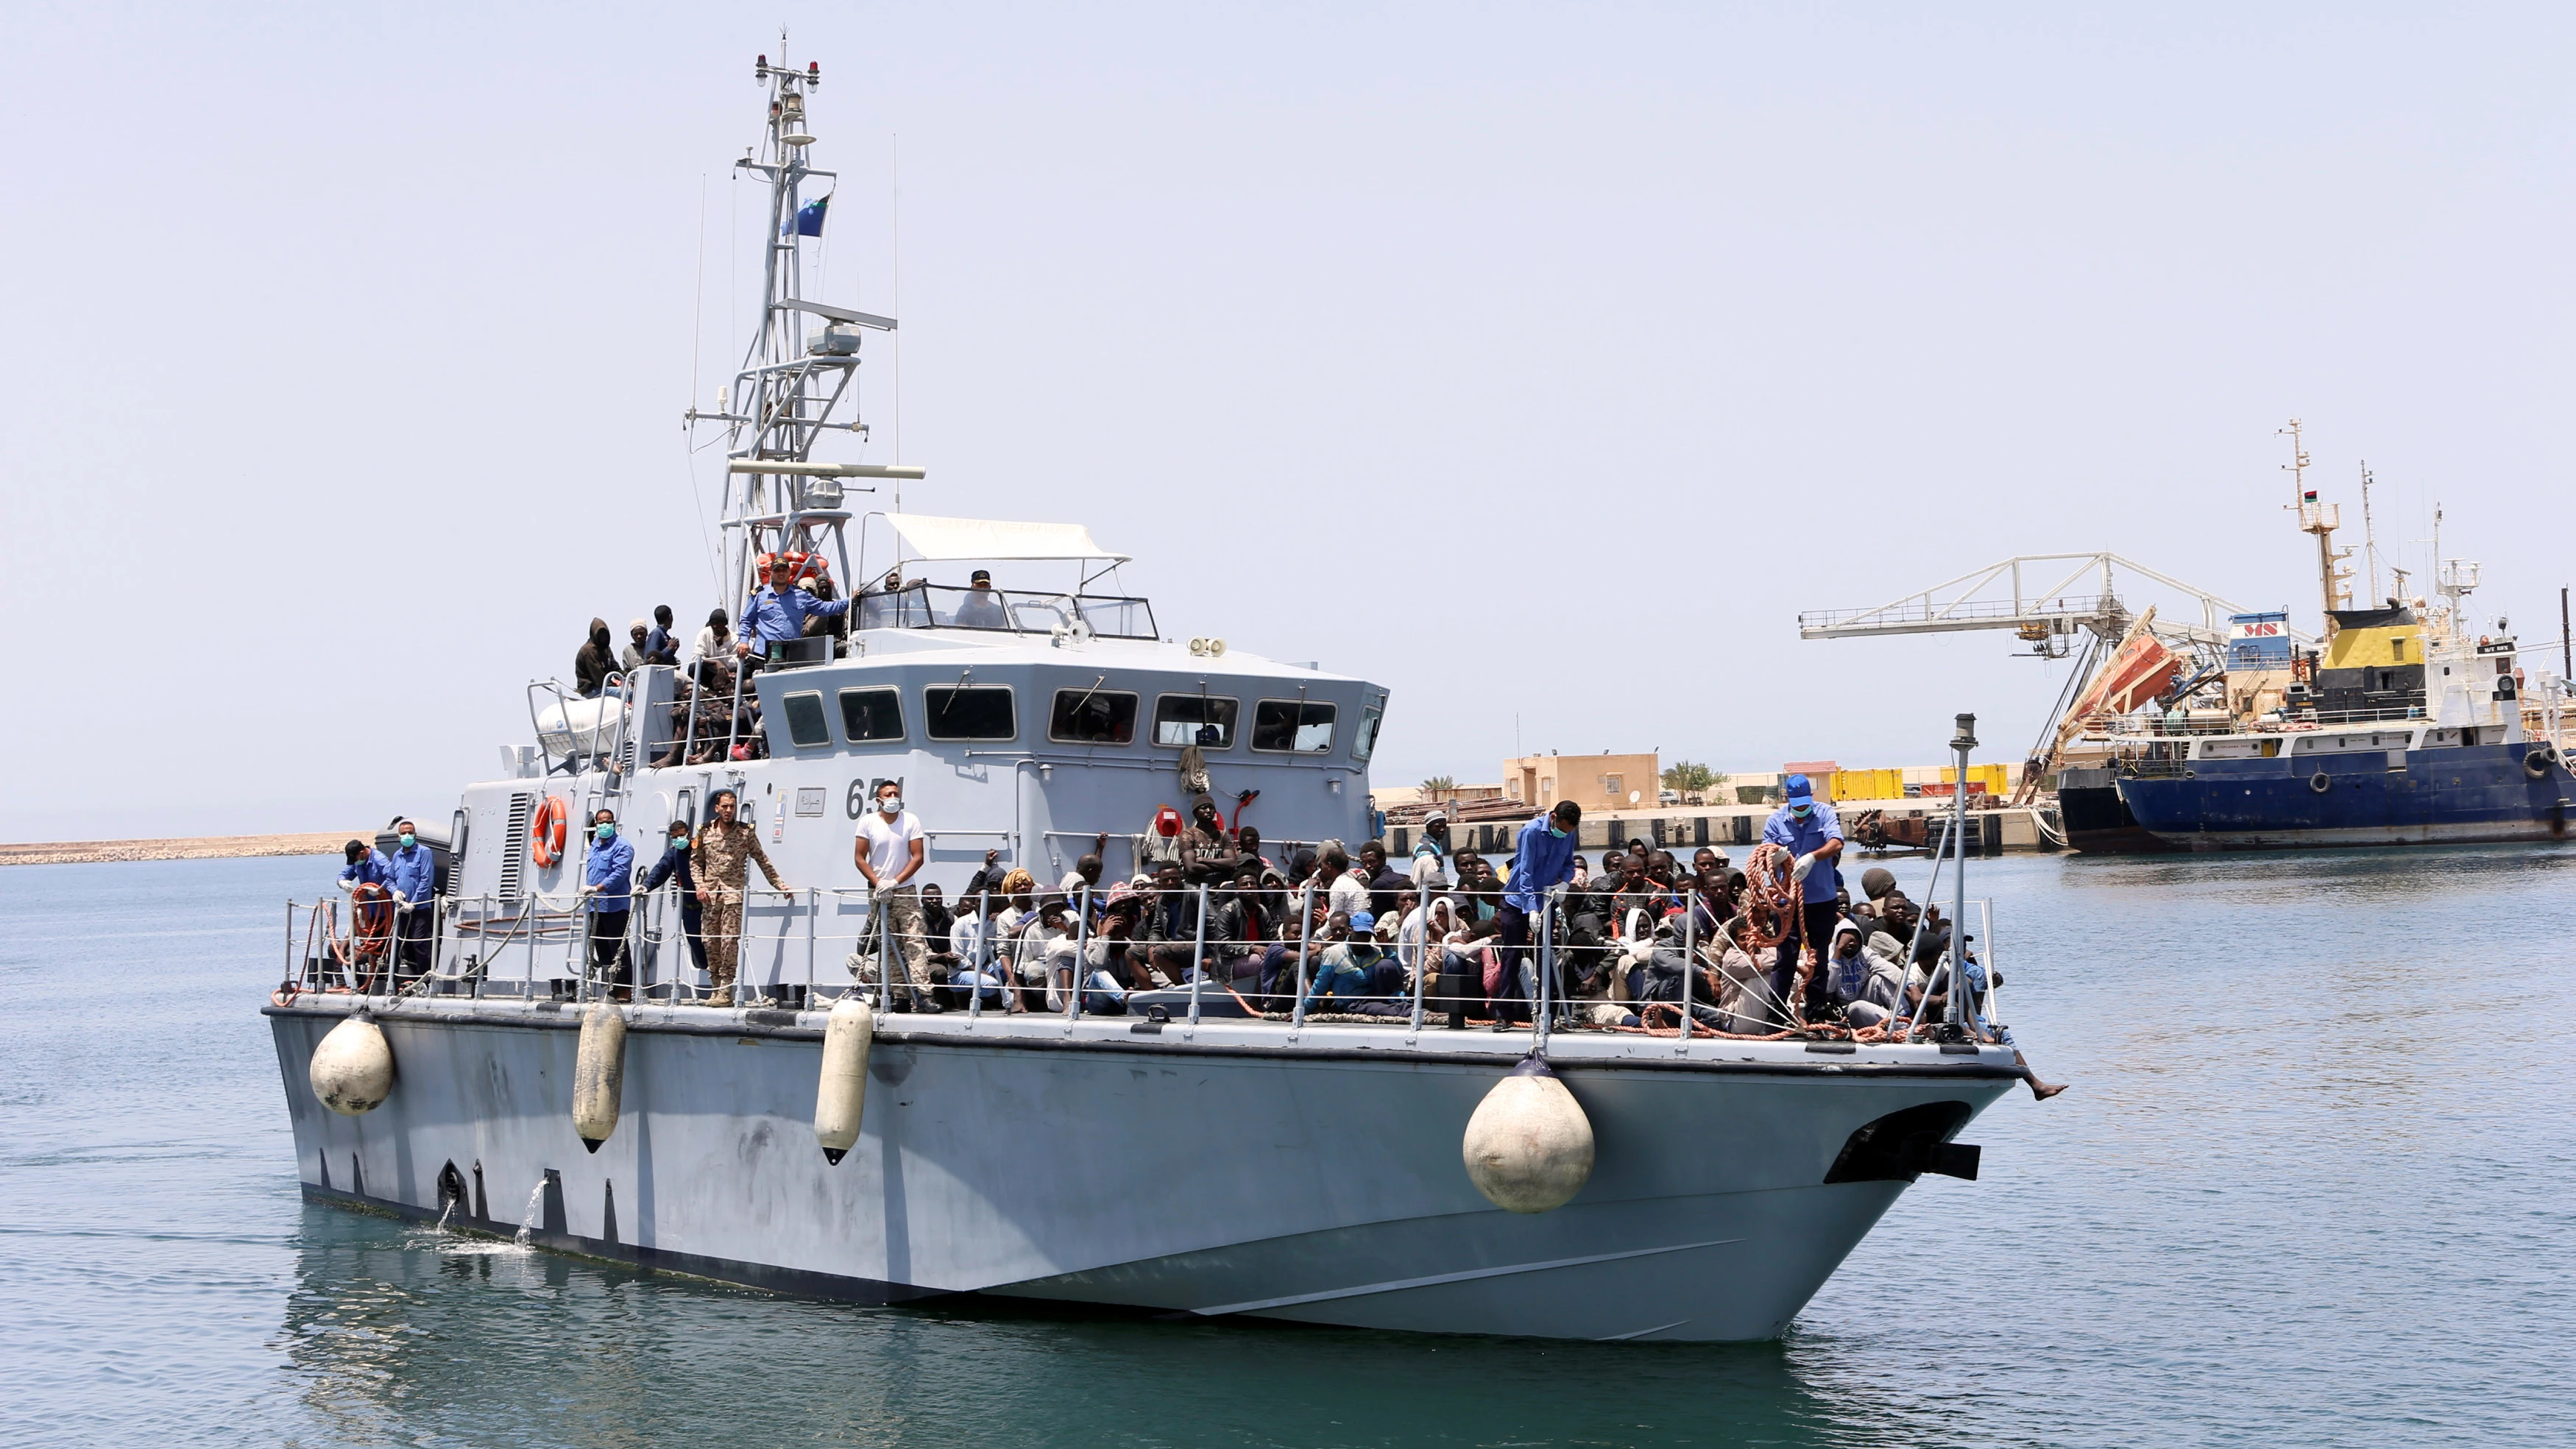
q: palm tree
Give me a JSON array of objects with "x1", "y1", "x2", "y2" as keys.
[{"x1": 1419, "y1": 775, "x2": 1457, "y2": 798}]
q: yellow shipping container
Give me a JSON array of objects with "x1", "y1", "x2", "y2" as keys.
[
  {"x1": 1937, "y1": 764, "x2": 2011, "y2": 794},
  {"x1": 1830, "y1": 768, "x2": 1904, "y2": 802}
]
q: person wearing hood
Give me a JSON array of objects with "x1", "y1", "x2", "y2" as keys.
[
  {"x1": 1821, "y1": 920, "x2": 1901, "y2": 1028},
  {"x1": 574, "y1": 617, "x2": 616, "y2": 698}
]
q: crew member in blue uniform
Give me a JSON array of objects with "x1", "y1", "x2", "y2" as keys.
[
  {"x1": 1761, "y1": 773, "x2": 1844, "y2": 1018},
  {"x1": 338, "y1": 840, "x2": 392, "y2": 892},
  {"x1": 736, "y1": 556, "x2": 851, "y2": 666},
  {"x1": 580, "y1": 808, "x2": 637, "y2": 999},
  {"x1": 1502, "y1": 799, "x2": 1582, "y2": 1025},
  {"x1": 385, "y1": 818, "x2": 439, "y2": 985}
]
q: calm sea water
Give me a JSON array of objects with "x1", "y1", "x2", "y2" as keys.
[{"x1": 4, "y1": 846, "x2": 2573, "y2": 1447}]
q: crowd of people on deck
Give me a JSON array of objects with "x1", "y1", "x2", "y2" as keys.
[
  {"x1": 320, "y1": 773, "x2": 2062, "y2": 1097},
  {"x1": 633, "y1": 773, "x2": 2042, "y2": 1097}
]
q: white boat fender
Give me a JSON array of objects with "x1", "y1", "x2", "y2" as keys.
[
  {"x1": 1462, "y1": 1053, "x2": 1594, "y2": 1214},
  {"x1": 814, "y1": 995, "x2": 875, "y2": 1164},
  {"x1": 309, "y1": 1010, "x2": 395, "y2": 1116},
  {"x1": 572, "y1": 1003, "x2": 627, "y2": 1152}
]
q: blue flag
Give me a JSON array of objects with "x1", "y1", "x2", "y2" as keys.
[{"x1": 787, "y1": 194, "x2": 829, "y2": 238}]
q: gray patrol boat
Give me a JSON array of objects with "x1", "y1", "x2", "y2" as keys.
[{"x1": 263, "y1": 49, "x2": 2030, "y2": 1342}]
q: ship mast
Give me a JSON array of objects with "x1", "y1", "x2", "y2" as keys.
[
  {"x1": 2357, "y1": 461, "x2": 2380, "y2": 605},
  {"x1": 682, "y1": 37, "x2": 920, "y2": 615},
  {"x1": 2281, "y1": 419, "x2": 2352, "y2": 638}
]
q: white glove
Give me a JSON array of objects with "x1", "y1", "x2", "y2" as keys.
[
  {"x1": 391, "y1": 892, "x2": 411, "y2": 907},
  {"x1": 336, "y1": 878, "x2": 354, "y2": 893},
  {"x1": 1791, "y1": 851, "x2": 1817, "y2": 884}
]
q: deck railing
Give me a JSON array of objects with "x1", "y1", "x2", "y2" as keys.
[{"x1": 274, "y1": 878, "x2": 2014, "y2": 1051}]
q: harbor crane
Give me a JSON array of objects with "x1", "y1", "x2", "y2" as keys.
[
  {"x1": 1798, "y1": 552, "x2": 2312, "y2": 807},
  {"x1": 1796, "y1": 551, "x2": 2307, "y2": 656}
]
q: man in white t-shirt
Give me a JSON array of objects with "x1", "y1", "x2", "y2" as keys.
[
  {"x1": 1319, "y1": 843, "x2": 1371, "y2": 923},
  {"x1": 854, "y1": 780, "x2": 936, "y2": 1012}
]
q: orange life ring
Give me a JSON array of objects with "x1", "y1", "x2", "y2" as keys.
[
  {"x1": 531, "y1": 795, "x2": 569, "y2": 867},
  {"x1": 754, "y1": 549, "x2": 829, "y2": 585}
]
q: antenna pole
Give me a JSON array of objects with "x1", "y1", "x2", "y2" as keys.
[{"x1": 2359, "y1": 461, "x2": 2379, "y2": 605}]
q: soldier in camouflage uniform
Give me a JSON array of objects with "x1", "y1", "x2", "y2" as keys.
[{"x1": 693, "y1": 788, "x2": 789, "y2": 1007}]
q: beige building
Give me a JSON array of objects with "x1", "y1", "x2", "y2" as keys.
[{"x1": 1501, "y1": 752, "x2": 1660, "y2": 812}]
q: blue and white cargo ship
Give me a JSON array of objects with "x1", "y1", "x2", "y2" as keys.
[{"x1": 2114, "y1": 575, "x2": 2573, "y2": 849}]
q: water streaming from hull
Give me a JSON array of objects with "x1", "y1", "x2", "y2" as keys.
[{"x1": 514, "y1": 1183, "x2": 544, "y2": 1247}]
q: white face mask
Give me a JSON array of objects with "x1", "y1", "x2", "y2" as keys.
[{"x1": 880, "y1": 796, "x2": 903, "y2": 815}]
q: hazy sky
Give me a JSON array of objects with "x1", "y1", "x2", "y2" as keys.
[{"x1": 6, "y1": 3, "x2": 2573, "y2": 840}]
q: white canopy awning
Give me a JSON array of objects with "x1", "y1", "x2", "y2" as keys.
[{"x1": 884, "y1": 513, "x2": 1128, "y2": 564}]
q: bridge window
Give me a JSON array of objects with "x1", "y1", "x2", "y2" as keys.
[
  {"x1": 838, "y1": 687, "x2": 905, "y2": 744},
  {"x1": 1252, "y1": 699, "x2": 1337, "y2": 754},
  {"x1": 1050, "y1": 688, "x2": 1139, "y2": 744},
  {"x1": 1152, "y1": 694, "x2": 1239, "y2": 748},
  {"x1": 924, "y1": 685, "x2": 1016, "y2": 741},
  {"x1": 1352, "y1": 704, "x2": 1382, "y2": 762},
  {"x1": 780, "y1": 692, "x2": 831, "y2": 749}
]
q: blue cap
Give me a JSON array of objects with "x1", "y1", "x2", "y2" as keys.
[
  {"x1": 1784, "y1": 773, "x2": 1814, "y2": 804},
  {"x1": 1349, "y1": 910, "x2": 1376, "y2": 932}
]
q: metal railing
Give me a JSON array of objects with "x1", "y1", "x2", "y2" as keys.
[
  {"x1": 269, "y1": 874, "x2": 2025, "y2": 1058},
  {"x1": 2099, "y1": 703, "x2": 2429, "y2": 738},
  {"x1": 854, "y1": 584, "x2": 1157, "y2": 640}
]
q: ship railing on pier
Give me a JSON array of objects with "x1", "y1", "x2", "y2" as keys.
[{"x1": 273, "y1": 883, "x2": 2013, "y2": 1050}]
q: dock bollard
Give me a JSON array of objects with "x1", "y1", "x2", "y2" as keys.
[
  {"x1": 572, "y1": 1003, "x2": 627, "y2": 1152},
  {"x1": 1462, "y1": 1054, "x2": 1594, "y2": 1214},
  {"x1": 309, "y1": 1010, "x2": 395, "y2": 1116},
  {"x1": 814, "y1": 994, "x2": 874, "y2": 1165}
]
